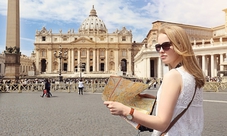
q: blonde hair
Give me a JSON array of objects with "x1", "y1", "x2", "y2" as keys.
[{"x1": 159, "y1": 25, "x2": 205, "y2": 88}]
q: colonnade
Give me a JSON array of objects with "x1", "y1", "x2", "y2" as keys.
[{"x1": 35, "y1": 48, "x2": 132, "y2": 75}]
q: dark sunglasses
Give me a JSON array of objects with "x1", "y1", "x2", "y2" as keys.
[{"x1": 155, "y1": 42, "x2": 172, "y2": 52}]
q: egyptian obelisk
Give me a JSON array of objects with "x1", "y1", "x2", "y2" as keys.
[{"x1": 4, "y1": 0, "x2": 20, "y2": 80}]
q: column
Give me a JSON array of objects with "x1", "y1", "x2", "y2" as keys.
[
  {"x1": 206, "y1": 57, "x2": 209, "y2": 76},
  {"x1": 202, "y1": 55, "x2": 206, "y2": 75},
  {"x1": 97, "y1": 49, "x2": 99, "y2": 71},
  {"x1": 47, "y1": 49, "x2": 52, "y2": 73},
  {"x1": 78, "y1": 49, "x2": 80, "y2": 72},
  {"x1": 36, "y1": 49, "x2": 40, "y2": 74},
  {"x1": 146, "y1": 58, "x2": 150, "y2": 78},
  {"x1": 105, "y1": 49, "x2": 108, "y2": 72},
  {"x1": 67, "y1": 49, "x2": 71, "y2": 72},
  {"x1": 115, "y1": 49, "x2": 119, "y2": 73},
  {"x1": 157, "y1": 57, "x2": 162, "y2": 78},
  {"x1": 127, "y1": 48, "x2": 132, "y2": 75},
  {"x1": 86, "y1": 49, "x2": 90, "y2": 72},
  {"x1": 71, "y1": 49, "x2": 74, "y2": 72},
  {"x1": 214, "y1": 56, "x2": 217, "y2": 77},
  {"x1": 93, "y1": 49, "x2": 96, "y2": 72},
  {"x1": 211, "y1": 55, "x2": 214, "y2": 77},
  {"x1": 220, "y1": 54, "x2": 224, "y2": 77}
]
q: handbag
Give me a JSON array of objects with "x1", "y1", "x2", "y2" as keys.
[{"x1": 160, "y1": 85, "x2": 197, "y2": 136}]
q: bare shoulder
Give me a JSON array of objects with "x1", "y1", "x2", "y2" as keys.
[{"x1": 164, "y1": 69, "x2": 181, "y2": 82}]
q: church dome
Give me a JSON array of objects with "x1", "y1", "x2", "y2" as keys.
[{"x1": 79, "y1": 5, "x2": 107, "y2": 34}]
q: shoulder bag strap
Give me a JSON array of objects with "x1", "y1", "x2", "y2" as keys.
[{"x1": 160, "y1": 85, "x2": 197, "y2": 136}]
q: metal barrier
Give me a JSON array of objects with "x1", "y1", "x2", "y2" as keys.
[
  {"x1": 1, "y1": 82, "x2": 227, "y2": 93},
  {"x1": 0, "y1": 82, "x2": 107, "y2": 93},
  {"x1": 203, "y1": 82, "x2": 227, "y2": 92}
]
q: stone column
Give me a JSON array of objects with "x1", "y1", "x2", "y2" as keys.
[
  {"x1": 78, "y1": 49, "x2": 80, "y2": 72},
  {"x1": 67, "y1": 49, "x2": 71, "y2": 72},
  {"x1": 211, "y1": 55, "x2": 214, "y2": 77},
  {"x1": 214, "y1": 56, "x2": 217, "y2": 77},
  {"x1": 202, "y1": 55, "x2": 206, "y2": 75},
  {"x1": 86, "y1": 49, "x2": 90, "y2": 72},
  {"x1": 47, "y1": 48, "x2": 52, "y2": 73},
  {"x1": 105, "y1": 49, "x2": 108, "y2": 72},
  {"x1": 146, "y1": 58, "x2": 150, "y2": 78},
  {"x1": 97, "y1": 49, "x2": 99, "y2": 71},
  {"x1": 127, "y1": 48, "x2": 132, "y2": 75},
  {"x1": 158, "y1": 57, "x2": 162, "y2": 78},
  {"x1": 71, "y1": 49, "x2": 74, "y2": 72},
  {"x1": 4, "y1": 0, "x2": 20, "y2": 80},
  {"x1": 93, "y1": 49, "x2": 96, "y2": 72},
  {"x1": 220, "y1": 53, "x2": 224, "y2": 71},
  {"x1": 115, "y1": 49, "x2": 119, "y2": 73}
]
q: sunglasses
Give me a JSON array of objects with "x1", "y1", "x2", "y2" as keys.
[{"x1": 155, "y1": 42, "x2": 172, "y2": 52}]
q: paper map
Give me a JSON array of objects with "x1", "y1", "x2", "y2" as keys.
[{"x1": 102, "y1": 76, "x2": 156, "y2": 129}]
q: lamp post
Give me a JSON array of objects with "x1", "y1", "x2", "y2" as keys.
[
  {"x1": 79, "y1": 63, "x2": 85, "y2": 79},
  {"x1": 54, "y1": 45, "x2": 67, "y2": 82}
]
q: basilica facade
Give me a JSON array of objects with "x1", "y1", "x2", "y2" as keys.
[{"x1": 34, "y1": 6, "x2": 142, "y2": 78}]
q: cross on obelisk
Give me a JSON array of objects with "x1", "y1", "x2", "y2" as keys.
[{"x1": 4, "y1": 0, "x2": 20, "y2": 80}]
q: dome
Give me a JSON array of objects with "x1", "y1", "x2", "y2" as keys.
[{"x1": 79, "y1": 5, "x2": 107, "y2": 34}]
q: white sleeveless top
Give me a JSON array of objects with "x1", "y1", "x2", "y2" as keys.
[{"x1": 152, "y1": 68, "x2": 204, "y2": 136}]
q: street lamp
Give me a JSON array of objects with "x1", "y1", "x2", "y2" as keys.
[
  {"x1": 54, "y1": 45, "x2": 67, "y2": 82},
  {"x1": 79, "y1": 63, "x2": 85, "y2": 79}
]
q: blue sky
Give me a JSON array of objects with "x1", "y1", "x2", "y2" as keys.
[{"x1": 0, "y1": 0, "x2": 226, "y2": 57}]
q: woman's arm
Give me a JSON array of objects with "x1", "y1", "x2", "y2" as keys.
[
  {"x1": 104, "y1": 69, "x2": 182, "y2": 132},
  {"x1": 138, "y1": 93, "x2": 156, "y2": 99}
]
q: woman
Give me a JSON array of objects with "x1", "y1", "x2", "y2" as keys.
[
  {"x1": 41, "y1": 79, "x2": 51, "y2": 97},
  {"x1": 104, "y1": 25, "x2": 205, "y2": 136}
]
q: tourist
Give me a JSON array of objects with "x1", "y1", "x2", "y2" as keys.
[
  {"x1": 78, "y1": 79, "x2": 84, "y2": 95},
  {"x1": 40, "y1": 78, "x2": 52, "y2": 97},
  {"x1": 104, "y1": 25, "x2": 205, "y2": 135}
]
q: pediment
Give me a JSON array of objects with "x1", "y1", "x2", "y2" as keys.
[{"x1": 70, "y1": 37, "x2": 95, "y2": 44}]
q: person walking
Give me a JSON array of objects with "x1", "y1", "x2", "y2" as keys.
[
  {"x1": 78, "y1": 79, "x2": 84, "y2": 95},
  {"x1": 41, "y1": 79, "x2": 52, "y2": 97},
  {"x1": 104, "y1": 25, "x2": 205, "y2": 136}
]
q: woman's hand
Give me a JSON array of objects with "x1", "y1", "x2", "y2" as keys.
[{"x1": 104, "y1": 101, "x2": 130, "y2": 116}]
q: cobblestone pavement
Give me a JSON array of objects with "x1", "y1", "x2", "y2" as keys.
[{"x1": 0, "y1": 90, "x2": 227, "y2": 136}]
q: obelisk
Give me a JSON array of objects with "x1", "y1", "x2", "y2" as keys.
[{"x1": 4, "y1": 0, "x2": 20, "y2": 80}]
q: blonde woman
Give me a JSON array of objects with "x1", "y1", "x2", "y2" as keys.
[{"x1": 104, "y1": 25, "x2": 205, "y2": 136}]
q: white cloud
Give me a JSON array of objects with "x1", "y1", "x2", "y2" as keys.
[
  {"x1": 21, "y1": 49, "x2": 33, "y2": 57},
  {"x1": 21, "y1": 37, "x2": 34, "y2": 43},
  {"x1": 153, "y1": 0, "x2": 226, "y2": 27},
  {"x1": 0, "y1": 0, "x2": 226, "y2": 48}
]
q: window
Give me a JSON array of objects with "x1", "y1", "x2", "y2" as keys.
[
  {"x1": 42, "y1": 51, "x2": 46, "y2": 57},
  {"x1": 81, "y1": 49, "x2": 86, "y2": 57},
  {"x1": 42, "y1": 36, "x2": 46, "y2": 41},
  {"x1": 54, "y1": 38, "x2": 57, "y2": 41},
  {"x1": 74, "y1": 51, "x2": 78, "y2": 56},
  {"x1": 100, "y1": 50, "x2": 104, "y2": 56},
  {"x1": 90, "y1": 38, "x2": 93, "y2": 41},
  {"x1": 90, "y1": 51, "x2": 93, "y2": 56},
  {"x1": 110, "y1": 38, "x2": 113, "y2": 41},
  {"x1": 122, "y1": 36, "x2": 126, "y2": 41},
  {"x1": 122, "y1": 50, "x2": 126, "y2": 57}
]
